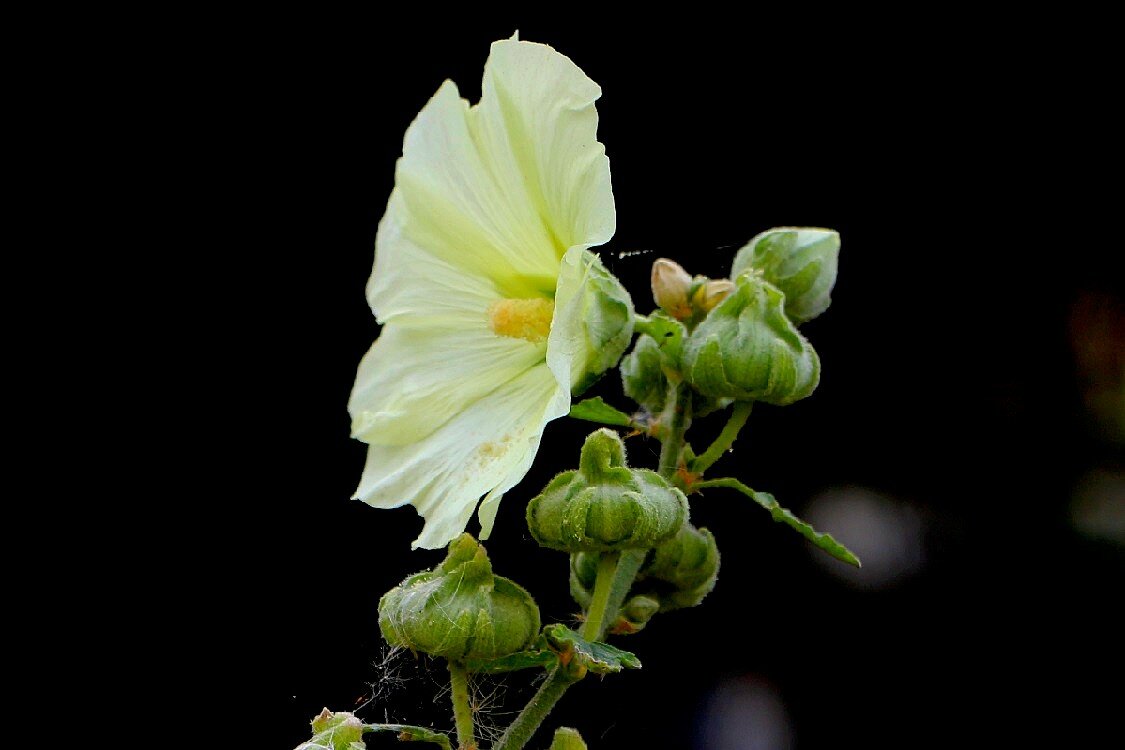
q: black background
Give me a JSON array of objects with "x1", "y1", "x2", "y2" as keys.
[{"x1": 211, "y1": 16, "x2": 1122, "y2": 749}]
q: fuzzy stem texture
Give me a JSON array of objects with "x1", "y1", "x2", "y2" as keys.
[
  {"x1": 447, "y1": 661, "x2": 475, "y2": 750},
  {"x1": 580, "y1": 551, "x2": 620, "y2": 641}
]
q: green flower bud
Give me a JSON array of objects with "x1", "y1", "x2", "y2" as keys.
[
  {"x1": 682, "y1": 274, "x2": 820, "y2": 405},
  {"x1": 378, "y1": 534, "x2": 540, "y2": 661},
  {"x1": 607, "y1": 593, "x2": 661, "y2": 634},
  {"x1": 568, "y1": 551, "x2": 599, "y2": 610},
  {"x1": 636, "y1": 523, "x2": 720, "y2": 612},
  {"x1": 297, "y1": 708, "x2": 365, "y2": 750},
  {"x1": 550, "y1": 727, "x2": 589, "y2": 750},
  {"x1": 620, "y1": 334, "x2": 670, "y2": 413},
  {"x1": 527, "y1": 429, "x2": 688, "y2": 553},
  {"x1": 731, "y1": 228, "x2": 840, "y2": 324},
  {"x1": 568, "y1": 250, "x2": 636, "y2": 395}
]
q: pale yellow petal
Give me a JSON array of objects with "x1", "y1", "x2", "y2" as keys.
[
  {"x1": 367, "y1": 190, "x2": 503, "y2": 327},
  {"x1": 476, "y1": 38, "x2": 616, "y2": 254},
  {"x1": 349, "y1": 319, "x2": 546, "y2": 446},
  {"x1": 378, "y1": 79, "x2": 560, "y2": 308},
  {"x1": 353, "y1": 364, "x2": 568, "y2": 549}
]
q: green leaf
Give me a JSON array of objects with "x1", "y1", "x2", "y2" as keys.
[
  {"x1": 697, "y1": 478, "x2": 861, "y2": 567},
  {"x1": 363, "y1": 724, "x2": 452, "y2": 749},
  {"x1": 543, "y1": 624, "x2": 642, "y2": 674},
  {"x1": 464, "y1": 649, "x2": 558, "y2": 674},
  {"x1": 568, "y1": 397, "x2": 634, "y2": 427}
]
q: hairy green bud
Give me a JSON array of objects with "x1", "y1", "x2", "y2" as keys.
[
  {"x1": 550, "y1": 727, "x2": 589, "y2": 750},
  {"x1": 731, "y1": 228, "x2": 840, "y2": 324},
  {"x1": 378, "y1": 534, "x2": 540, "y2": 661},
  {"x1": 682, "y1": 274, "x2": 820, "y2": 405},
  {"x1": 636, "y1": 523, "x2": 720, "y2": 611},
  {"x1": 620, "y1": 334, "x2": 670, "y2": 413},
  {"x1": 527, "y1": 429, "x2": 688, "y2": 553},
  {"x1": 296, "y1": 708, "x2": 365, "y2": 750}
]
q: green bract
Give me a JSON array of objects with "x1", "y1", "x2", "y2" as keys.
[
  {"x1": 564, "y1": 251, "x2": 636, "y2": 396},
  {"x1": 682, "y1": 274, "x2": 820, "y2": 404},
  {"x1": 731, "y1": 228, "x2": 840, "y2": 324},
  {"x1": 378, "y1": 534, "x2": 540, "y2": 661},
  {"x1": 526, "y1": 429, "x2": 687, "y2": 552}
]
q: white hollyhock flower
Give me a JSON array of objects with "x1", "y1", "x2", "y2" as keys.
[{"x1": 349, "y1": 37, "x2": 632, "y2": 549}]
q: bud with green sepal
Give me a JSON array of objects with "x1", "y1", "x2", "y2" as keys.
[
  {"x1": 557, "y1": 249, "x2": 636, "y2": 395},
  {"x1": 296, "y1": 709, "x2": 366, "y2": 750},
  {"x1": 691, "y1": 278, "x2": 736, "y2": 314},
  {"x1": 622, "y1": 319, "x2": 730, "y2": 421},
  {"x1": 620, "y1": 333, "x2": 670, "y2": 414},
  {"x1": 634, "y1": 523, "x2": 720, "y2": 612},
  {"x1": 681, "y1": 273, "x2": 820, "y2": 405},
  {"x1": 607, "y1": 593, "x2": 661, "y2": 634},
  {"x1": 527, "y1": 429, "x2": 688, "y2": 553},
  {"x1": 378, "y1": 533, "x2": 540, "y2": 661},
  {"x1": 731, "y1": 228, "x2": 840, "y2": 324},
  {"x1": 549, "y1": 727, "x2": 589, "y2": 750},
  {"x1": 568, "y1": 550, "x2": 599, "y2": 610}
]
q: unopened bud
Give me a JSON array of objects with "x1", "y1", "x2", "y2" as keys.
[
  {"x1": 731, "y1": 228, "x2": 840, "y2": 323},
  {"x1": 682, "y1": 274, "x2": 820, "y2": 405},
  {"x1": 527, "y1": 429, "x2": 687, "y2": 553},
  {"x1": 550, "y1": 727, "x2": 589, "y2": 750},
  {"x1": 296, "y1": 708, "x2": 364, "y2": 750},
  {"x1": 568, "y1": 551, "x2": 599, "y2": 610},
  {"x1": 378, "y1": 534, "x2": 540, "y2": 661},
  {"x1": 651, "y1": 258, "x2": 694, "y2": 319},
  {"x1": 620, "y1": 333, "x2": 672, "y2": 414},
  {"x1": 636, "y1": 523, "x2": 720, "y2": 611},
  {"x1": 691, "y1": 279, "x2": 736, "y2": 312}
]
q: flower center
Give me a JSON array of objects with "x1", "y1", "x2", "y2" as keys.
[{"x1": 488, "y1": 298, "x2": 554, "y2": 343}]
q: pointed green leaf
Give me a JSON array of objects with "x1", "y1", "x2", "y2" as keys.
[
  {"x1": 464, "y1": 649, "x2": 558, "y2": 674},
  {"x1": 697, "y1": 478, "x2": 861, "y2": 567},
  {"x1": 543, "y1": 624, "x2": 642, "y2": 674},
  {"x1": 568, "y1": 397, "x2": 634, "y2": 428}
]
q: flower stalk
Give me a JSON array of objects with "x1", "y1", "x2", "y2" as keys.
[
  {"x1": 448, "y1": 661, "x2": 475, "y2": 750},
  {"x1": 691, "y1": 401, "x2": 753, "y2": 475},
  {"x1": 580, "y1": 551, "x2": 619, "y2": 641}
]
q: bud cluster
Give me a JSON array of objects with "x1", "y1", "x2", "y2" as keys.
[
  {"x1": 527, "y1": 429, "x2": 688, "y2": 553},
  {"x1": 626, "y1": 228, "x2": 839, "y2": 409}
]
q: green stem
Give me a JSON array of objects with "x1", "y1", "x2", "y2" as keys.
[
  {"x1": 691, "y1": 401, "x2": 752, "y2": 475},
  {"x1": 581, "y1": 551, "x2": 619, "y2": 641},
  {"x1": 447, "y1": 660, "x2": 475, "y2": 750},
  {"x1": 495, "y1": 378, "x2": 695, "y2": 750},
  {"x1": 492, "y1": 667, "x2": 580, "y2": 750},
  {"x1": 600, "y1": 548, "x2": 647, "y2": 635},
  {"x1": 658, "y1": 381, "x2": 691, "y2": 480}
]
